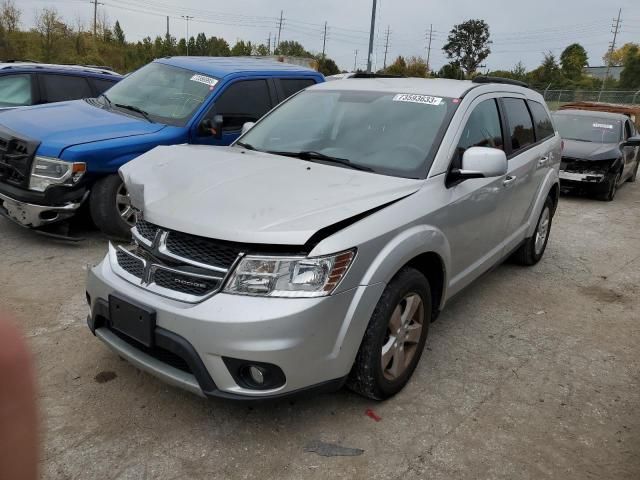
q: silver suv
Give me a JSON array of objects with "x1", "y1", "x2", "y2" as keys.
[{"x1": 86, "y1": 77, "x2": 561, "y2": 400}]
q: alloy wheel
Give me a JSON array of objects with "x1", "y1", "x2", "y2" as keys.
[
  {"x1": 381, "y1": 293, "x2": 425, "y2": 381},
  {"x1": 534, "y1": 206, "x2": 550, "y2": 256},
  {"x1": 116, "y1": 183, "x2": 135, "y2": 226}
]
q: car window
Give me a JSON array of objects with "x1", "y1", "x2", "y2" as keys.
[
  {"x1": 210, "y1": 80, "x2": 273, "y2": 132},
  {"x1": 452, "y1": 98, "x2": 503, "y2": 169},
  {"x1": 502, "y1": 98, "x2": 535, "y2": 154},
  {"x1": 553, "y1": 114, "x2": 622, "y2": 144},
  {"x1": 280, "y1": 78, "x2": 316, "y2": 100},
  {"x1": 91, "y1": 78, "x2": 117, "y2": 95},
  {"x1": 41, "y1": 74, "x2": 93, "y2": 102},
  {"x1": 528, "y1": 101, "x2": 555, "y2": 141},
  {"x1": 0, "y1": 74, "x2": 33, "y2": 107}
]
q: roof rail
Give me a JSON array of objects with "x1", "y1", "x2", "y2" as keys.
[
  {"x1": 1, "y1": 59, "x2": 41, "y2": 63},
  {"x1": 472, "y1": 76, "x2": 529, "y2": 88},
  {"x1": 350, "y1": 72, "x2": 406, "y2": 79}
]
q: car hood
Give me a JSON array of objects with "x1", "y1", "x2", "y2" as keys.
[
  {"x1": 120, "y1": 145, "x2": 423, "y2": 245},
  {"x1": 562, "y1": 139, "x2": 620, "y2": 161},
  {"x1": 0, "y1": 100, "x2": 166, "y2": 157}
]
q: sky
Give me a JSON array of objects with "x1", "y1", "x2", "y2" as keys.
[{"x1": 19, "y1": 0, "x2": 640, "y2": 73}]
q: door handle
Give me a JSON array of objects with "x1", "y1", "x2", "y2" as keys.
[
  {"x1": 503, "y1": 175, "x2": 517, "y2": 187},
  {"x1": 538, "y1": 156, "x2": 549, "y2": 167}
]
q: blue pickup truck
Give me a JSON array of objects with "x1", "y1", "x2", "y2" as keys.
[{"x1": 0, "y1": 57, "x2": 324, "y2": 238}]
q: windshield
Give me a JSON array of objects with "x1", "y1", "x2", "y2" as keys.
[
  {"x1": 238, "y1": 89, "x2": 458, "y2": 178},
  {"x1": 101, "y1": 62, "x2": 217, "y2": 126},
  {"x1": 553, "y1": 114, "x2": 622, "y2": 144}
]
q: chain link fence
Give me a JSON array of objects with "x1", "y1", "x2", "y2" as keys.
[{"x1": 537, "y1": 89, "x2": 640, "y2": 110}]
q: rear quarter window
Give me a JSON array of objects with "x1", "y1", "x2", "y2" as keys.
[
  {"x1": 90, "y1": 77, "x2": 118, "y2": 95},
  {"x1": 528, "y1": 101, "x2": 555, "y2": 141},
  {"x1": 280, "y1": 78, "x2": 316, "y2": 100},
  {"x1": 0, "y1": 74, "x2": 33, "y2": 107}
]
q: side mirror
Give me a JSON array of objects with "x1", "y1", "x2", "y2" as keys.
[
  {"x1": 241, "y1": 122, "x2": 255, "y2": 135},
  {"x1": 452, "y1": 147, "x2": 508, "y2": 181},
  {"x1": 621, "y1": 135, "x2": 640, "y2": 148},
  {"x1": 199, "y1": 114, "x2": 224, "y2": 139}
]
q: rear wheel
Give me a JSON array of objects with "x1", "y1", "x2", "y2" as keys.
[
  {"x1": 347, "y1": 267, "x2": 431, "y2": 400},
  {"x1": 89, "y1": 174, "x2": 135, "y2": 240},
  {"x1": 512, "y1": 196, "x2": 554, "y2": 266}
]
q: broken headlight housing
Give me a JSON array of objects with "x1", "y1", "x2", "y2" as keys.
[
  {"x1": 29, "y1": 156, "x2": 86, "y2": 192},
  {"x1": 224, "y1": 250, "x2": 355, "y2": 298}
]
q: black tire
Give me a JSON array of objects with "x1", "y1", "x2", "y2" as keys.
[
  {"x1": 628, "y1": 161, "x2": 639, "y2": 183},
  {"x1": 89, "y1": 174, "x2": 135, "y2": 240},
  {"x1": 598, "y1": 170, "x2": 621, "y2": 202},
  {"x1": 512, "y1": 195, "x2": 554, "y2": 266},
  {"x1": 347, "y1": 267, "x2": 431, "y2": 400}
]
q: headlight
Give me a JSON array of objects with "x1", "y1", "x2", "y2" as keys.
[
  {"x1": 224, "y1": 250, "x2": 355, "y2": 298},
  {"x1": 29, "y1": 156, "x2": 86, "y2": 192}
]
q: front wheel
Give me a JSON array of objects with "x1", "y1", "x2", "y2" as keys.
[
  {"x1": 347, "y1": 267, "x2": 431, "y2": 400},
  {"x1": 512, "y1": 196, "x2": 554, "y2": 266},
  {"x1": 89, "y1": 175, "x2": 136, "y2": 240},
  {"x1": 598, "y1": 170, "x2": 621, "y2": 201}
]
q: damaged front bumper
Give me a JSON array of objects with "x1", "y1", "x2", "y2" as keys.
[{"x1": 559, "y1": 158, "x2": 616, "y2": 191}]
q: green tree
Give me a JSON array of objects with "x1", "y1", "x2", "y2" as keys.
[
  {"x1": 438, "y1": 62, "x2": 464, "y2": 79},
  {"x1": 442, "y1": 19, "x2": 492, "y2": 76},
  {"x1": 33, "y1": 7, "x2": 65, "y2": 62},
  {"x1": 317, "y1": 57, "x2": 340, "y2": 76},
  {"x1": 113, "y1": 20, "x2": 125, "y2": 44},
  {"x1": 603, "y1": 42, "x2": 639, "y2": 67},
  {"x1": 385, "y1": 56, "x2": 407, "y2": 76},
  {"x1": 208, "y1": 36, "x2": 230, "y2": 56},
  {"x1": 194, "y1": 32, "x2": 207, "y2": 55},
  {"x1": 528, "y1": 52, "x2": 562, "y2": 86},
  {"x1": 619, "y1": 45, "x2": 640, "y2": 89},
  {"x1": 254, "y1": 43, "x2": 269, "y2": 56},
  {"x1": 511, "y1": 61, "x2": 527, "y2": 81},
  {"x1": 560, "y1": 43, "x2": 588, "y2": 81},
  {"x1": 231, "y1": 40, "x2": 252, "y2": 56},
  {"x1": 274, "y1": 40, "x2": 310, "y2": 57},
  {"x1": 405, "y1": 56, "x2": 428, "y2": 77}
]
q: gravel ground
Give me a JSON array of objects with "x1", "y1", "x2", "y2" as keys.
[{"x1": 1, "y1": 182, "x2": 639, "y2": 480}]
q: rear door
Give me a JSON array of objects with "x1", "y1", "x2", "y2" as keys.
[
  {"x1": 193, "y1": 78, "x2": 274, "y2": 146},
  {"x1": 499, "y1": 97, "x2": 545, "y2": 251},
  {"x1": 39, "y1": 73, "x2": 93, "y2": 103}
]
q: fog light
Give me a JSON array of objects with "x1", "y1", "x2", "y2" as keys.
[{"x1": 249, "y1": 366, "x2": 265, "y2": 385}]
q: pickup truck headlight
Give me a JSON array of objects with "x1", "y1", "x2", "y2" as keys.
[
  {"x1": 29, "y1": 156, "x2": 86, "y2": 192},
  {"x1": 224, "y1": 250, "x2": 355, "y2": 298}
]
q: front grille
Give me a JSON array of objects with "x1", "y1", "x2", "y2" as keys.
[
  {"x1": 116, "y1": 249, "x2": 144, "y2": 278},
  {"x1": 135, "y1": 219, "x2": 160, "y2": 244},
  {"x1": 561, "y1": 158, "x2": 612, "y2": 174},
  {"x1": 0, "y1": 129, "x2": 39, "y2": 188},
  {"x1": 110, "y1": 328, "x2": 192, "y2": 374},
  {"x1": 165, "y1": 231, "x2": 243, "y2": 269},
  {"x1": 153, "y1": 268, "x2": 221, "y2": 296}
]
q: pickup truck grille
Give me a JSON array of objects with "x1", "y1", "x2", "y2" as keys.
[
  {"x1": 114, "y1": 220, "x2": 245, "y2": 302},
  {"x1": 0, "y1": 128, "x2": 40, "y2": 188}
]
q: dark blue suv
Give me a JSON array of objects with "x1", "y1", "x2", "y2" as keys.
[
  {"x1": 0, "y1": 57, "x2": 323, "y2": 239},
  {"x1": 0, "y1": 62, "x2": 121, "y2": 109}
]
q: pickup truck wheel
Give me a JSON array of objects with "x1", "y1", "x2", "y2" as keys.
[
  {"x1": 628, "y1": 162, "x2": 639, "y2": 183},
  {"x1": 512, "y1": 196, "x2": 554, "y2": 266},
  {"x1": 347, "y1": 267, "x2": 431, "y2": 400},
  {"x1": 90, "y1": 175, "x2": 135, "y2": 240}
]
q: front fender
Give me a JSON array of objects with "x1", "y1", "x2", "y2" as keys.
[{"x1": 526, "y1": 169, "x2": 559, "y2": 238}]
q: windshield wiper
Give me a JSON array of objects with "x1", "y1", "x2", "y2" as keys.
[
  {"x1": 236, "y1": 141, "x2": 256, "y2": 151},
  {"x1": 99, "y1": 93, "x2": 112, "y2": 107},
  {"x1": 114, "y1": 103, "x2": 154, "y2": 123},
  {"x1": 267, "y1": 150, "x2": 374, "y2": 172}
]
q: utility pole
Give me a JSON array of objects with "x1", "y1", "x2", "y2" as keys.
[
  {"x1": 426, "y1": 24, "x2": 433, "y2": 74},
  {"x1": 166, "y1": 16, "x2": 170, "y2": 37},
  {"x1": 91, "y1": 0, "x2": 103, "y2": 37},
  {"x1": 366, "y1": 0, "x2": 377, "y2": 73},
  {"x1": 267, "y1": 32, "x2": 271, "y2": 55},
  {"x1": 322, "y1": 21, "x2": 328, "y2": 60},
  {"x1": 602, "y1": 8, "x2": 622, "y2": 91},
  {"x1": 383, "y1": 25, "x2": 390, "y2": 70},
  {"x1": 276, "y1": 10, "x2": 284, "y2": 51},
  {"x1": 354, "y1": 49, "x2": 358, "y2": 72},
  {"x1": 181, "y1": 15, "x2": 194, "y2": 55}
]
